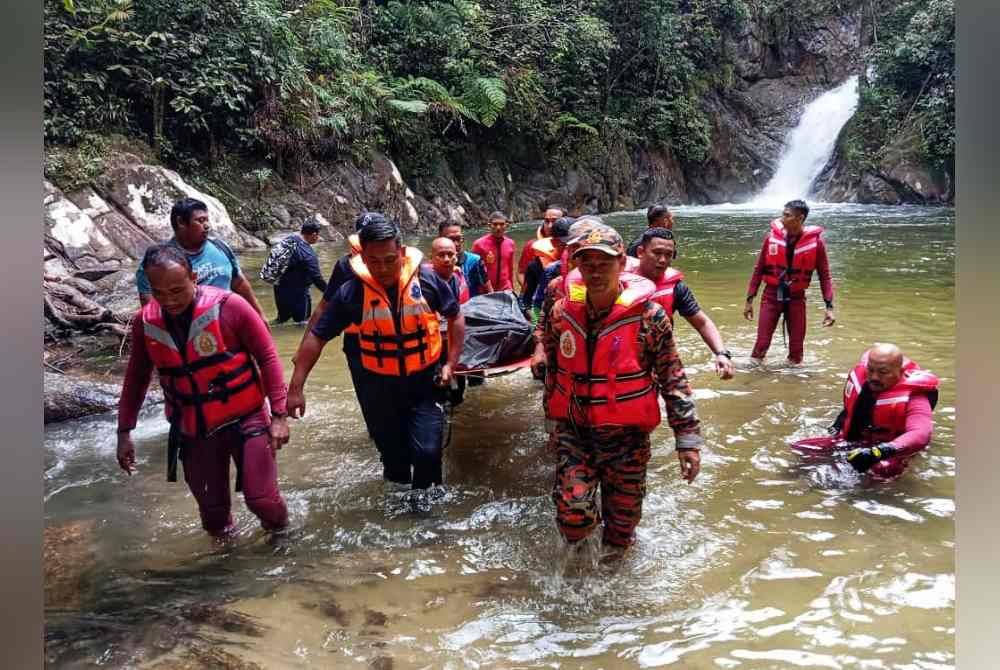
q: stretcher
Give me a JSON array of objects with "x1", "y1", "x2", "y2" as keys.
[{"x1": 453, "y1": 357, "x2": 533, "y2": 378}]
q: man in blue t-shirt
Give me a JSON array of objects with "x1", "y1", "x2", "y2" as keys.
[
  {"x1": 135, "y1": 197, "x2": 265, "y2": 318},
  {"x1": 288, "y1": 220, "x2": 466, "y2": 490},
  {"x1": 439, "y1": 222, "x2": 491, "y2": 296}
]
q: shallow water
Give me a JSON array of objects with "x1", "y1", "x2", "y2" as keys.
[{"x1": 44, "y1": 204, "x2": 955, "y2": 669}]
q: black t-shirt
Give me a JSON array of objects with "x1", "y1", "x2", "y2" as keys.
[
  {"x1": 672, "y1": 281, "x2": 701, "y2": 319},
  {"x1": 312, "y1": 265, "x2": 460, "y2": 342},
  {"x1": 322, "y1": 254, "x2": 355, "y2": 303}
]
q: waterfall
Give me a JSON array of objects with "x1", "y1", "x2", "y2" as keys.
[{"x1": 749, "y1": 76, "x2": 859, "y2": 206}]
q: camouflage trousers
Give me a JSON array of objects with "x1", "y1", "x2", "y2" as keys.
[{"x1": 551, "y1": 422, "x2": 652, "y2": 548}]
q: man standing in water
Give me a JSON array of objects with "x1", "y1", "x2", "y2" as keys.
[
  {"x1": 625, "y1": 204, "x2": 675, "y2": 257},
  {"x1": 542, "y1": 225, "x2": 703, "y2": 558},
  {"x1": 135, "y1": 197, "x2": 266, "y2": 319},
  {"x1": 633, "y1": 228, "x2": 735, "y2": 379},
  {"x1": 287, "y1": 220, "x2": 466, "y2": 490},
  {"x1": 270, "y1": 218, "x2": 327, "y2": 326},
  {"x1": 116, "y1": 244, "x2": 290, "y2": 538},
  {"x1": 744, "y1": 199, "x2": 835, "y2": 366},
  {"x1": 472, "y1": 211, "x2": 517, "y2": 292}
]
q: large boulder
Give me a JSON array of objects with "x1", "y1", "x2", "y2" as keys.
[
  {"x1": 44, "y1": 181, "x2": 129, "y2": 277},
  {"x1": 93, "y1": 157, "x2": 245, "y2": 249}
]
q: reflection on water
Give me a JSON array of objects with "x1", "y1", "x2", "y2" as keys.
[{"x1": 45, "y1": 205, "x2": 954, "y2": 668}]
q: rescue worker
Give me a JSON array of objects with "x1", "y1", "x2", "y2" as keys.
[
  {"x1": 293, "y1": 212, "x2": 389, "y2": 436},
  {"x1": 472, "y1": 211, "x2": 517, "y2": 292},
  {"x1": 271, "y1": 218, "x2": 327, "y2": 325},
  {"x1": 837, "y1": 344, "x2": 940, "y2": 478},
  {"x1": 426, "y1": 236, "x2": 471, "y2": 405},
  {"x1": 518, "y1": 207, "x2": 564, "y2": 308},
  {"x1": 287, "y1": 220, "x2": 466, "y2": 490},
  {"x1": 744, "y1": 199, "x2": 835, "y2": 366},
  {"x1": 136, "y1": 197, "x2": 267, "y2": 319},
  {"x1": 535, "y1": 205, "x2": 563, "y2": 239},
  {"x1": 625, "y1": 204, "x2": 675, "y2": 257},
  {"x1": 542, "y1": 225, "x2": 703, "y2": 557},
  {"x1": 116, "y1": 244, "x2": 290, "y2": 538},
  {"x1": 440, "y1": 222, "x2": 491, "y2": 296},
  {"x1": 634, "y1": 228, "x2": 735, "y2": 379}
]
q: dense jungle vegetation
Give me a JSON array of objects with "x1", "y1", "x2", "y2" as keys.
[{"x1": 43, "y1": 0, "x2": 954, "y2": 195}]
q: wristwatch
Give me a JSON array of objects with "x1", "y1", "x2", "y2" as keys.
[{"x1": 715, "y1": 350, "x2": 733, "y2": 360}]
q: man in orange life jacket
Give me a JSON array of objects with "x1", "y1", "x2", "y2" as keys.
[
  {"x1": 116, "y1": 244, "x2": 290, "y2": 538},
  {"x1": 472, "y1": 211, "x2": 517, "y2": 292},
  {"x1": 634, "y1": 228, "x2": 735, "y2": 380},
  {"x1": 287, "y1": 220, "x2": 466, "y2": 489},
  {"x1": 835, "y1": 343, "x2": 939, "y2": 478},
  {"x1": 744, "y1": 199, "x2": 835, "y2": 365},
  {"x1": 518, "y1": 207, "x2": 564, "y2": 309},
  {"x1": 542, "y1": 225, "x2": 704, "y2": 555},
  {"x1": 293, "y1": 212, "x2": 389, "y2": 438}
]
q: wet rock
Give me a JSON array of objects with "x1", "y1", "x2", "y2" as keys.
[
  {"x1": 319, "y1": 599, "x2": 352, "y2": 627},
  {"x1": 370, "y1": 656, "x2": 394, "y2": 670},
  {"x1": 145, "y1": 644, "x2": 264, "y2": 670},
  {"x1": 43, "y1": 370, "x2": 162, "y2": 424},
  {"x1": 44, "y1": 519, "x2": 96, "y2": 609},
  {"x1": 364, "y1": 609, "x2": 388, "y2": 627},
  {"x1": 181, "y1": 604, "x2": 264, "y2": 637}
]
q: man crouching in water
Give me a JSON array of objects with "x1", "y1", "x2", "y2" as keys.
[
  {"x1": 116, "y1": 244, "x2": 290, "y2": 538},
  {"x1": 542, "y1": 225, "x2": 704, "y2": 561}
]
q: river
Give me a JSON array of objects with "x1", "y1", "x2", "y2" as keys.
[{"x1": 44, "y1": 203, "x2": 955, "y2": 669}]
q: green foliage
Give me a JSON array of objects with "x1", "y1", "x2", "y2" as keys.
[
  {"x1": 43, "y1": 134, "x2": 111, "y2": 191},
  {"x1": 44, "y1": 0, "x2": 952, "y2": 190}
]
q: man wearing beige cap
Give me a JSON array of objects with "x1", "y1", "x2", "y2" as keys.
[{"x1": 541, "y1": 224, "x2": 704, "y2": 559}]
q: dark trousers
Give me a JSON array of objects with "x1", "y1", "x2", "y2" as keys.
[
  {"x1": 273, "y1": 287, "x2": 311, "y2": 324},
  {"x1": 350, "y1": 366, "x2": 446, "y2": 489},
  {"x1": 751, "y1": 285, "x2": 808, "y2": 363},
  {"x1": 181, "y1": 408, "x2": 288, "y2": 536}
]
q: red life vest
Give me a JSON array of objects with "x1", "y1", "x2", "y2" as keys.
[
  {"x1": 351, "y1": 247, "x2": 442, "y2": 376},
  {"x1": 650, "y1": 267, "x2": 685, "y2": 317},
  {"x1": 762, "y1": 219, "x2": 824, "y2": 292},
  {"x1": 142, "y1": 287, "x2": 266, "y2": 438},
  {"x1": 548, "y1": 273, "x2": 661, "y2": 431},
  {"x1": 840, "y1": 352, "x2": 940, "y2": 444}
]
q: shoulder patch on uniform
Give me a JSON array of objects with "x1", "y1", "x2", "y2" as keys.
[{"x1": 410, "y1": 282, "x2": 422, "y2": 299}]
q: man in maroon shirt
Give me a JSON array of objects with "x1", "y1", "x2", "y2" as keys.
[
  {"x1": 744, "y1": 200, "x2": 836, "y2": 366},
  {"x1": 116, "y1": 244, "x2": 290, "y2": 538},
  {"x1": 472, "y1": 211, "x2": 517, "y2": 292}
]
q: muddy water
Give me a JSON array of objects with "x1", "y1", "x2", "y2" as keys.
[{"x1": 44, "y1": 204, "x2": 955, "y2": 669}]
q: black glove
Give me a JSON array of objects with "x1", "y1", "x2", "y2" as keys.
[{"x1": 846, "y1": 443, "x2": 898, "y2": 473}]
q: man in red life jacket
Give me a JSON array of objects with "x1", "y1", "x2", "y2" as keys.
[
  {"x1": 634, "y1": 228, "x2": 735, "y2": 380},
  {"x1": 288, "y1": 220, "x2": 466, "y2": 490},
  {"x1": 116, "y1": 244, "x2": 290, "y2": 538},
  {"x1": 542, "y1": 225, "x2": 704, "y2": 557},
  {"x1": 472, "y1": 211, "x2": 517, "y2": 292},
  {"x1": 744, "y1": 199, "x2": 836, "y2": 366},
  {"x1": 835, "y1": 344, "x2": 939, "y2": 478}
]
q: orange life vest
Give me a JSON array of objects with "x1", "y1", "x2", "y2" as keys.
[
  {"x1": 142, "y1": 287, "x2": 265, "y2": 438},
  {"x1": 530, "y1": 238, "x2": 560, "y2": 269},
  {"x1": 348, "y1": 233, "x2": 362, "y2": 256},
  {"x1": 762, "y1": 219, "x2": 824, "y2": 292},
  {"x1": 650, "y1": 267, "x2": 685, "y2": 317},
  {"x1": 548, "y1": 273, "x2": 660, "y2": 431},
  {"x1": 350, "y1": 247, "x2": 442, "y2": 376},
  {"x1": 840, "y1": 352, "x2": 940, "y2": 444}
]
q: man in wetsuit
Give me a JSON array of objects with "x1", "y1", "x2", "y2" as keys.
[
  {"x1": 117, "y1": 243, "x2": 290, "y2": 538},
  {"x1": 744, "y1": 199, "x2": 835, "y2": 366}
]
